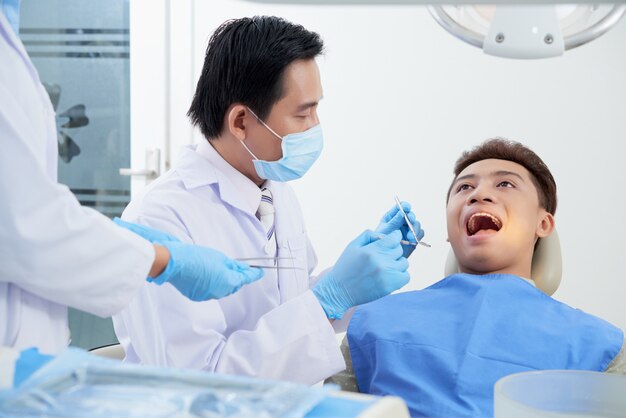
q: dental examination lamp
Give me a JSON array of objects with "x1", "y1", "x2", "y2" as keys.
[
  {"x1": 429, "y1": 5, "x2": 626, "y2": 59},
  {"x1": 246, "y1": 0, "x2": 626, "y2": 59}
]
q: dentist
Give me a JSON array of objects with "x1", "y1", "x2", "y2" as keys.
[
  {"x1": 112, "y1": 16, "x2": 425, "y2": 384},
  {"x1": 0, "y1": 2, "x2": 263, "y2": 355}
]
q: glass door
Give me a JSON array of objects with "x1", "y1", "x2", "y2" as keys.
[{"x1": 21, "y1": 0, "x2": 132, "y2": 218}]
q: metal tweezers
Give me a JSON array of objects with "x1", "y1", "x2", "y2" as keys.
[{"x1": 236, "y1": 257, "x2": 303, "y2": 270}]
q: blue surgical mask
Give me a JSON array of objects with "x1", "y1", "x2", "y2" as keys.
[
  {"x1": 1, "y1": 0, "x2": 21, "y2": 36},
  {"x1": 241, "y1": 108, "x2": 323, "y2": 182}
]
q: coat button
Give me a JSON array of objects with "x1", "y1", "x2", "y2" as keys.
[{"x1": 264, "y1": 243, "x2": 274, "y2": 254}]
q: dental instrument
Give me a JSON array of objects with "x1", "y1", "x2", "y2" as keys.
[
  {"x1": 236, "y1": 257, "x2": 303, "y2": 270},
  {"x1": 373, "y1": 235, "x2": 421, "y2": 247},
  {"x1": 394, "y1": 196, "x2": 431, "y2": 248}
]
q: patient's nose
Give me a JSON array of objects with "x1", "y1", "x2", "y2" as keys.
[{"x1": 468, "y1": 185, "x2": 494, "y2": 205}]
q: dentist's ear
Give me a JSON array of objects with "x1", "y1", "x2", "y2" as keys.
[
  {"x1": 536, "y1": 211, "x2": 555, "y2": 238},
  {"x1": 226, "y1": 104, "x2": 249, "y2": 141}
]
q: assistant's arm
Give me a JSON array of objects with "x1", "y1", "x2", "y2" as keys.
[{"x1": 0, "y1": 70, "x2": 155, "y2": 318}]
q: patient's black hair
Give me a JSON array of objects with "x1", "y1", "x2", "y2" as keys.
[
  {"x1": 188, "y1": 16, "x2": 324, "y2": 139},
  {"x1": 447, "y1": 138, "x2": 557, "y2": 215}
]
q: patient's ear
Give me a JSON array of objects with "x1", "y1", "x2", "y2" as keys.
[
  {"x1": 226, "y1": 104, "x2": 249, "y2": 141},
  {"x1": 536, "y1": 211, "x2": 555, "y2": 239}
]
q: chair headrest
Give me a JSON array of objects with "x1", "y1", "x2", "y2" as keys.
[{"x1": 444, "y1": 229, "x2": 562, "y2": 296}]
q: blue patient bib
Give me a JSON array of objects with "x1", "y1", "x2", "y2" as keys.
[{"x1": 347, "y1": 273, "x2": 623, "y2": 418}]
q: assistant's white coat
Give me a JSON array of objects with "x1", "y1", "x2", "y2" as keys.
[{"x1": 0, "y1": 13, "x2": 154, "y2": 355}]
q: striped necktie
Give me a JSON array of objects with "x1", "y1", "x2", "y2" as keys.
[{"x1": 256, "y1": 187, "x2": 276, "y2": 256}]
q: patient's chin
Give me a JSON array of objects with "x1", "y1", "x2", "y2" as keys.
[
  {"x1": 458, "y1": 254, "x2": 507, "y2": 275},
  {"x1": 451, "y1": 240, "x2": 517, "y2": 274}
]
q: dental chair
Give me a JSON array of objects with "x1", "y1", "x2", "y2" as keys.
[{"x1": 328, "y1": 230, "x2": 625, "y2": 392}]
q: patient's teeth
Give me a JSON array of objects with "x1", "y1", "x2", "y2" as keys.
[{"x1": 467, "y1": 212, "x2": 502, "y2": 235}]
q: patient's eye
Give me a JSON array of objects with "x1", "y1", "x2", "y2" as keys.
[
  {"x1": 497, "y1": 180, "x2": 515, "y2": 188},
  {"x1": 456, "y1": 183, "x2": 472, "y2": 192}
]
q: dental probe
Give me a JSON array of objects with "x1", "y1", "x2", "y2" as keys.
[
  {"x1": 373, "y1": 234, "x2": 422, "y2": 247},
  {"x1": 394, "y1": 195, "x2": 431, "y2": 248}
]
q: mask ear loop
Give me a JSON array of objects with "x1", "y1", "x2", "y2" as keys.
[
  {"x1": 239, "y1": 139, "x2": 261, "y2": 160},
  {"x1": 246, "y1": 107, "x2": 283, "y2": 140}
]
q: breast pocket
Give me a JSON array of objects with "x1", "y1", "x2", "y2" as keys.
[{"x1": 276, "y1": 232, "x2": 310, "y2": 302}]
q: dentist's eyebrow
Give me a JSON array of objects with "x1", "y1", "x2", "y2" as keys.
[
  {"x1": 492, "y1": 170, "x2": 525, "y2": 182},
  {"x1": 297, "y1": 103, "x2": 315, "y2": 112},
  {"x1": 296, "y1": 98, "x2": 322, "y2": 112}
]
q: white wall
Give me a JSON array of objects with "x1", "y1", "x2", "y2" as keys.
[{"x1": 185, "y1": 1, "x2": 626, "y2": 331}]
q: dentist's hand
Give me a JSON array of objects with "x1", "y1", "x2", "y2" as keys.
[
  {"x1": 376, "y1": 201, "x2": 424, "y2": 258},
  {"x1": 312, "y1": 230, "x2": 410, "y2": 319},
  {"x1": 114, "y1": 218, "x2": 264, "y2": 301}
]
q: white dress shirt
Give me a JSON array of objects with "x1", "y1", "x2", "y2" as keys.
[
  {"x1": 113, "y1": 140, "x2": 345, "y2": 384},
  {"x1": 0, "y1": 12, "x2": 154, "y2": 354}
]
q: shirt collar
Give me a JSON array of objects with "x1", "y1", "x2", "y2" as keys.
[{"x1": 176, "y1": 140, "x2": 262, "y2": 216}]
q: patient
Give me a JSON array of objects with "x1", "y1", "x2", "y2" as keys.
[{"x1": 343, "y1": 138, "x2": 625, "y2": 418}]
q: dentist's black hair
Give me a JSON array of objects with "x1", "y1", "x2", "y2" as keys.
[
  {"x1": 188, "y1": 16, "x2": 324, "y2": 139},
  {"x1": 447, "y1": 138, "x2": 557, "y2": 215}
]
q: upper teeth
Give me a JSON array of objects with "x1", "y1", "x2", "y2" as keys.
[{"x1": 468, "y1": 212, "x2": 502, "y2": 234}]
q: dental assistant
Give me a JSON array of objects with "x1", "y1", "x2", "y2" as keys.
[
  {"x1": 113, "y1": 16, "x2": 424, "y2": 385},
  {"x1": 0, "y1": 3, "x2": 263, "y2": 355}
]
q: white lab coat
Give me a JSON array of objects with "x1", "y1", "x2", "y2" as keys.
[
  {"x1": 0, "y1": 13, "x2": 154, "y2": 354},
  {"x1": 113, "y1": 140, "x2": 346, "y2": 384}
]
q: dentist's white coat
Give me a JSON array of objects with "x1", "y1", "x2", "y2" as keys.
[
  {"x1": 113, "y1": 140, "x2": 346, "y2": 385},
  {"x1": 0, "y1": 13, "x2": 154, "y2": 354}
]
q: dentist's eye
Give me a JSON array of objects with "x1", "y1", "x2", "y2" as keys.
[{"x1": 497, "y1": 181, "x2": 515, "y2": 188}]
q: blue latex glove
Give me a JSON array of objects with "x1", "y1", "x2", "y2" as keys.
[
  {"x1": 153, "y1": 241, "x2": 264, "y2": 301},
  {"x1": 114, "y1": 218, "x2": 264, "y2": 301},
  {"x1": 14, "y1": 347, "x2": 54, "y2": 387},
  {"x1": 1, "y1": 0, "x2": 21, "y2": 36},
  {"x1": 114, "y1": 217, "x2": 181, "y2": 243},
  {"x1": 376, "y1": 201, "x2": 425, "y2": 258},
  {"x1": 312, "y1": 230, "x2": 410, "y2": 319}
]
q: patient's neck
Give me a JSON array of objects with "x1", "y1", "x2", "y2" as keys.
[{"x1": 458, "y1": 260, "x2": 532, "y2": 280}]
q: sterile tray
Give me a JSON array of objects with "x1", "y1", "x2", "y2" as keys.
[{"x1": 1, "y1": 364, "x2": 326, "y2": 418}]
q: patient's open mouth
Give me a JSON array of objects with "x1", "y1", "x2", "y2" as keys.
[{"x1": 466, "y1": 212, "x2": 502, "y2": 236}]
